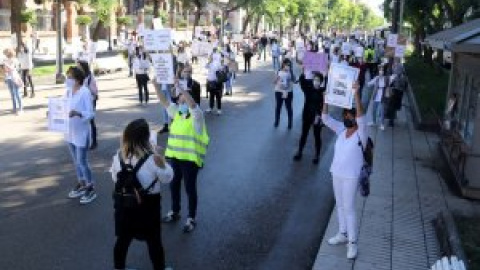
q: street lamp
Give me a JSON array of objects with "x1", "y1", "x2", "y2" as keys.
[
  {"x1": 218, "y1": 0, "x2": 229, "y2": 46},
  {"x1": 278, "y1": 6, "x2": 285, "y2": 38}
]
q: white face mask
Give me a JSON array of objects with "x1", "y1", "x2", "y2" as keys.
[
  {"x1": 65, "y1": 78, "x2": 75, "y2": 89},
  {"x1": 313, "y1": 80, "x2": 321, "y2": 89}
]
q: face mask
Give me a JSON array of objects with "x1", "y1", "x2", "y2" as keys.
[
  {"x1": 379, "y1": 71, "x2": 384, "y2": 76},
  {"x1": 179, "y1": 103, "x2": 189, "y2": 115},
  {"x1": 65, "y1": 78, "x2": 75, "y2": 89},
  {"x1": 343, "y1": 118, "x2": 356, "y2": 128}
]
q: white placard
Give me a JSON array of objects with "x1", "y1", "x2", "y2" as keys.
[
  {"x1": 199, "y1": 41, "x2": 213, "y2": 56},
  {"x1": 341, "y1": 43, "x2": 351, "y2": 55},
  {"x1": 151, "y1": 53, "x2": 175, "y2": 84},
  {"x1": 152, "y1": 18, "x2": 163, "y2": 30},
  {"x1": 143, "y1": 29, "x2": 173, "y2": 51},
  {"x1": 354, "y1": 46, "x2": 364, "y2": 58},
  {"x1": 394, "y1": 45, "x2": 406, "y2": 58},
  {"x1": 137, "y1": 23, "x2": 145, "y2": 37},
  {"x1": 233, "y1": 34, "x2": 244, "y2": 43},
  {"x1": 387, "y1": 34, "x2": 398, "y2": 47},
  {"x1": 325, "y1": 63, "x2": 359, "y2": 109},
  {"x1": 48, "y1": 97, "x2": 69, "y2": 133}
]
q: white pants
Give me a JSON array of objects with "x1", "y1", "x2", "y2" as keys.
[{"x1": 332, "y1": 175, "x2": 359, "y2": 242}]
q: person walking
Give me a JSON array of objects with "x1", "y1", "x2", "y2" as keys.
[
  {"x1": 242, "y1": 40, "x2": 253, "y2": 73},
  {"x1": 64, "y1": 66, "x2": 97, "y2": 204},
  {"x1": 205, "y1": 58, "x2": 224, "y2": 115},
  {"x1": 224, "y1": 45, "x2": 237, "y2": 95},
  {"x1": 133, "y1": 48, "x2": 151, "y2": 105},
  {"x1": 110, "y1": 119, "x2": 174, "y2": 270},
  {"x1": 17, "y1": 42, "x2": 35, "y2": 98},
  {"x1": 153, "y1": 81, "x2": 209, "y2": 233},
  {"x1": 2, "y1": 48, "x2": 23, "y2": 115},
  {"x1": 77, "y1": 61, "x2": 99, "y2": 150},
  {"x1": 273, "y1": 60, "x2": 294, "y2": 129},
  {"x1": 367, "y1": 65, "x2": 390, "y2": 131},
  {"x1": 258, "y1": 33, "x2": 269, "y2": 61},
  {"x1": 322, "y1": 82, "x2": 365, "y2": 259},
  {"x1": 271, "y1": 39, "x2": 281, "y2": 71},
  {"x1": 387, "y1": 71, "x2": 408, "y2": 127},
  {"x1": 293, "y1": 72, "x2": 326, "y2": 164},
  {"x1": 125, "y1": 36, "x2": 137, "y2": 77}
]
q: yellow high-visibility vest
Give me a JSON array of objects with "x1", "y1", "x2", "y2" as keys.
[{"x1": 165, "y1": 113, "x2": 209, "y2": 167}]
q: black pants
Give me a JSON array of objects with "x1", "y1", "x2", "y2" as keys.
[
  {"x1": 21, "y1": 69, "x2": 34, "y2": 96},
  {"x1": 298, "y1": 114, "x2": 322, "y2": 157},
  {"x1": 128, "y1": 55, "x2": 133, "y2": 76},
  {"x1": 90, "y1": 98, "x2": 97, "y2": 147},
  {"x1": 169, "y1": 159, "x2": 200, "y2": 219},
  {"x1": 367, "y1": 63, "x2": 378, "y2": 78},
  {"x1": 114, "y1": 195, "x2": 165, "y2": 270},
  {"x1": 207, "y1": 82, "x2": 222, "y2": 110},
  {"x1": 275, "y1": 92, "x2": 293, "y2": 127},
  {"x1": 136, "y1": 74, "x2": 149, "y2": 103},
  {"x1": 192, "y1": 56, "x2": 198, "y2": 64},
  {"x1": 243, "y1": 56, "x2": 251, "y2": 72}
]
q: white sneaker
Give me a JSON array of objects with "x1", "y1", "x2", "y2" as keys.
[
  {"x1": 380, "y1": 124, "x2": 385, "y2": 131},
  {"x1": 205, "y1": 108, "x2": 212, "y2": 113},
  {"x1": 217, "y1": 110, "x2": 222, "y2": 115},
  {"x1": 347, "y1": 242, "x2": 358, "y2": 259},
  {"x1": 327, "y1": 233, "x2": 348, "y2": 245}
]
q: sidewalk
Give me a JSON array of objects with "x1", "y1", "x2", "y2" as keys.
[{"x1": 312, "y1": 99, "x2": 480, "y2": 269}]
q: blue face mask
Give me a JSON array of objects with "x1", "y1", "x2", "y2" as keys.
[
  {"x1": 65, "y1": 78, "x2": 75, "y2": 89},
  {"x1": 179, "y1": 103, "x2": 189, "y2": 115}
]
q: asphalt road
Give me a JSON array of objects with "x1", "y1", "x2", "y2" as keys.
[{"x1": 0, "y1": 59, "x2": 335, "y2": 270}]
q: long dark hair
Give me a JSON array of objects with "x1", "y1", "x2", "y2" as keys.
[
  {"x1": 121, "y1": 119, "x2": 153, "y2": 160},
  {"x1": 77, "y1": 60, "x2": 91, "y2": 77}
]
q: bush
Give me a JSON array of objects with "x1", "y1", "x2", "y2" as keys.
[
  {"x1": 20, "y1": 10, "x2": 37, "y2": 24},
  {"x1": 75, "y1": 15, "x2": 92, "y2": 25},
  {"x1": 116, "y1": 16, "x2": 132, "y2": 26}
]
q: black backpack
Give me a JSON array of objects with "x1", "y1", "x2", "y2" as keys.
[
  {"x1": 113, "y1": 153, "x2": 156, "y2": 210},
  {"x1": 216, "y1": 68, "x2": 228, "y2": 83}
]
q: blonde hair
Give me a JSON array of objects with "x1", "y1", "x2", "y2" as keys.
[{"x1": 3, "y1": 48, "x2": 15, "y2": 59}]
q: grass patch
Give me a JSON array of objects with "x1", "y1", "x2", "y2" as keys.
[
  {"x1": 404, "y1": 55, "x2": 449, "y2": 120},
  {"x1": 32, "y1": 65, "x2": 74, "y2": 77},
  {"x1": 453, "y1": 215, "x2": 480, "y2": 270}
]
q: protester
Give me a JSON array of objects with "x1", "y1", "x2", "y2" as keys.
[
  {"x1": 2, "y1": 48, "x2": 23, "y2": 115},
  {"x1": 224, "y1": 45, "x2": 236, "y2": 95},
  {"x1": 133, "y1": 47, "x2": 151, "y2": 105},
  {"x1": 153, "y1": 81, "x2": 209, "y2": 233},
  {"x1": 77, "y1": 60, "x2": 99, "y2": 149},
  {"x1": 205, "y1": 57, "x2": 224, "y2": 115},
  {"x1": 294, "y1": 72, "x2": 326, "y2": 164},
  {"x1": 258, "y1": 33, "x2": 269, "y2": 61},
  {"x1": 367, "y1": 65, "x2": 390, "y2": 131},
  {"x1": 271, "y1": 39, "x2": 281, "y2": 71},
  {"x1": 364, "y1": 45, "x2": 377, "y2": 77},
  {"x1": 110, "y1": 119, "x2": 174, "y2": 270},
  {"x1": 387, "y1": 71, "x2": 408, "y2": 127},
  {"x1": 350, "y1": 57, "x2": 367, "y2": 97},
  {"x1": 17, "y1": 42, "x2": 35, "y2": 98},
  {"x1": 64, "y1": 66, "x2": 96, "y2": 204},
  {"x1": 242, "y1": 39, "x2": 254, "y2": 73},
  {"x1": 126, "y1": 36, "x2": 137, "y2": 77},
  {"x1": 273, "y1": 60, "x2": 294, "y2": 129},
  {"x1": 322, "y1": 82, "x2": 364, "y2": 259},
  {"x1": 177, "y1": 64, "x2": 201, "y2": 105}
]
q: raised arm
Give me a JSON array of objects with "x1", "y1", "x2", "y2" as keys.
[
  {"x1": 153, "y1": 82, "x2": 171, "y2": 108},
  {"x1": 353, "y1": 82, "x2": 363, "y2": 117}
]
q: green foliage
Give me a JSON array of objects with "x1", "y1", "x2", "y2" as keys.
[
  {"x1": 76, "y1": 15, "x2": 93, "y2": 25},
  {"x1": 89, "y1": 0, "x2": 117, "y2": 23},
  {"x1": 116, "y1": 16, "x2": 132, "y2": 26},
  {"x1": 20, "y1": 9, "x2": 37, "y2": 24},
  {"x1": 144, "y1": 5, "x2": 154, "y2": 15}
]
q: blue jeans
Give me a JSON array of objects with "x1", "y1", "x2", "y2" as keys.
[
  {"x1": 5, "y1": 79, "x2": 23, "y2": 111},
  {"x1": 372, "y1": 101, "x2": 384, "y2": 125},
  {"x1": 272, "y1": 56, "x2": 280, "y2": 70},
  {"x1": 225, "y1": 73, "x2": 233, "y2": 94},
  {"x1": 68, "y1": 143, "x2": 93, "y2": 185}
]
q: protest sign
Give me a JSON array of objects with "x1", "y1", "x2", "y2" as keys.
[
  {"x1": 387, "y1": 33, "x2": 398, "y2": 47},
  {"x1": 302, "y1": 52, "x2": 328, "y2": 73},
  {"x1": 395, "y1": 45, "x2": 406, "y2": 58},
  {"x1": 354, "y1": 46, "x2": 364, "y2": 58},
  {"x1": 325, "y1": 63, "x2": 359, "y2": 109},
  {"x1": 151, "y1": 53, "x2": 175, "y2": 84},
  {"x1": 233, "y1": 34, "x2": 244, "y2": 43},
  {"x1": 48, "y1": 97, "x2": 69, "y2": 133},
  {"x1": 143, "y1": 29, "x2": 172, "y2": 51},
  {"x1": 341, "y1": 43, "x2": 351, "y2": 55},
  {"x1": 152, "y1": 18, "x2": 163, "y2": 30}
]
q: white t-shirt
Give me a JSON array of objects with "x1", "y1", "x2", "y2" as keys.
[
  {"x1": 369, "y1": 76, "x2": 387, "y2": 102},
  {"x1": 65, "y1": 86, "x2": 95, "y2": 148},
  {"x1": 110, "y1": 154, "x2": 174, "y2": 194},
  {"x1": 322, "y1": 114, "x2": 367, "y2": 179},
  {"x1": 276, "y1": 70, "x2": 292, "y2": 92},
  {"x1": 206, "y1": 62, "x2": 221, "y2": 82}
]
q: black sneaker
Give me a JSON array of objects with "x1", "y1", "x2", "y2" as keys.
[
  {"x1": 313, "y1": 157, "x2": 320, "y2": 165},
  {"x1": 274, "y1": 121, "x2": 279, "y2": 128},
  {"x1": 293, "y1": 153, "x2": 302, "y2": 161},
  {"x1": 163, "y1": 211, "x2": 181, "y2": 223},
  {"x1": 183, "y1": 218, "x2": 196, "y2": 233},
  {"x1": 158, "y1": 125, "x2": 169, "y2": 134}
]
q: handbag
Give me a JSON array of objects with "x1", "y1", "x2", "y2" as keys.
[{"x1": 357, "y1": 134, "x2": 374, "y2": 197}]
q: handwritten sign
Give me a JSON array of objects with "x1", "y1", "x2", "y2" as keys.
[
  {"x1": 341, "y1": 43, "x2": 351, "y2": 56},
  {"x1": 354, "y1": 46, "x2": 364, "y2": 58},
  {"x1": 143, "y1": 29, "x2": 172, "y2": 51},
  {"x1": 395, "y1": 45, "x2": 406, "y2": 57},
  {"x1": 48, "y1": 97, "x2": 69, "y2": 133},
  {"x1": 303, "y1": 52, "x2": 328, "y2": 73},
  {"x1": 325, "y1": 63, "x2": 359, "y2": 109},
  {"x1": 151, "y1": 53, "x2": 175, "y2": 84},
  {"x1": 387, "y1": 34, "x2": 398, "y2": 47}
]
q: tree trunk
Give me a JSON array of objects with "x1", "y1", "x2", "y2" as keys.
[
  {"x1": 242, "y1": 13, "x2": 252, "y2": 34},
  {"x1": 10, "y1": 0, "x2": 24, "y2": 49},
  {"x1": 414, "y1": 27, "x2": 422, "y2": 57},
  {"x1": 253, "y1": 14, "x2": 261, "y2": 35},
  {"x1": 192, "y1": 6, "x2": 201, "y2": 39},
  {"x1": 92, "y1": 20, "x2": 104, "y2": 42},
  {"x1": 153, "y1": 0, "x2": 160, "y2": 18}
]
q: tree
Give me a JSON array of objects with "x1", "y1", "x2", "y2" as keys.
[{"x1": 89, "y1": 0, "x2": 117, "y2": 41}]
